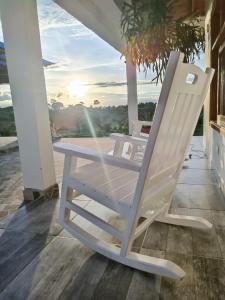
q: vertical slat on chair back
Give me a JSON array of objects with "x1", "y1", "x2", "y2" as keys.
[{"x1": 134, "y1": 51, "x2": 214, "y2": 214}]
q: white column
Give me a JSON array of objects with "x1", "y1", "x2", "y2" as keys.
[
  {"x1": 126, "y1": 57, "x2": 138, "y2": 134},
  {"x1": 0, "y1": 0, "x2": 56, "y2": 197}
]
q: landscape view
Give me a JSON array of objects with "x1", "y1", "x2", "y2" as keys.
[
  {"x1": 0, "y1": 102, "x2": 203, "y2": 137},
  {"x1": 0, "y1": 0, "x2": 204, "y2": 138}
]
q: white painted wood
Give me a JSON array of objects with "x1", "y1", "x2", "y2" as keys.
[
  {"x1": 120, "y1": 52, "x2": 214, "y2": 256},
  {"x1": 111, "y1": 133, "x2": 147, "y2": 145},
  {"x1": 59, "y1": 155, "x2": 73, "y2": 224},
  {"x1": 61, "y1": 219, "x2": 185, "y2": 279},
  {"x1": 67, "y1": 177, "x2": 130, "y2": 216},
  {"x1": 54, "y1": 0, "x2": 125, "y2": 52},
  {"x1": 110, "y1": 127, "x2": 149, "y2": 161},
  {"x1": 53, "y1": 143, "x2": 141, "y2": 172},
  {"x1": 65, "y1": 200, "x2": 124, "y2": 241},
  {"x1": 126, "y1": 57, "x2": 138, "y2": 135},
  {"x1": 55, "y1": 52, "x2": 214, "y2": 279},
  {"x1": 155, "y1": 213, "x2": 213, "y2": 229},
  {"x1": 0, "y1": 0, "x2": 56, "y2": 191},
  {"x1": 131, "y1": 121, "x2": 152, "y2": 138}
]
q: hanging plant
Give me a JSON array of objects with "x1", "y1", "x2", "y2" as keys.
[{"x1": 121, "y1": 0, "x2": 205, "y2": 83}]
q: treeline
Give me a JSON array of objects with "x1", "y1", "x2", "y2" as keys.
[
  {"x1": 0, "y1": 106, "x2": 16, "y2": 136},
  {"x1": 49, "y1": 102, "x2": 157, "y2": 137},
  {"x1": 0, "y1": 102, "x2": 203, "y2": 137}
]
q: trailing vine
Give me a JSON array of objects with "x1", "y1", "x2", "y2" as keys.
[{"x1": 121, "y1": 0, "x2": 205, "y2": 83}]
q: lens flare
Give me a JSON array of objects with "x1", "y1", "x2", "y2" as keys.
[
  {"x1": 68, "y1": 81, "x2": 87, "y2": 98},
  {"x1": 84, "y1": 109, "x2": 118, "y2": 205}
]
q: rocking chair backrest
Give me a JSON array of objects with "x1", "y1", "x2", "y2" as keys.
[{"x1": 134, "y1": 52, "x2": 214, "y2": 215}]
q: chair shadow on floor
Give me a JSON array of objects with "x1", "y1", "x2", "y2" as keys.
[{"x1": 0, "y1": 193, "x2": 163, "y2": 300}]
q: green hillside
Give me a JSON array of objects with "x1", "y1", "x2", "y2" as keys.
[{"x1": 0, "y1": 103, "x2": 203, "y2": 137}]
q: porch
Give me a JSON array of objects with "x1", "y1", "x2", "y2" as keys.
[{"x1": 0, "y1": 136, "x2": 225, "y2": 299}]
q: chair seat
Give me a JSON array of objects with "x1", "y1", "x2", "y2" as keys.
[{"x1": 70, "y1": 161, "x2": 139, "y2": 211}]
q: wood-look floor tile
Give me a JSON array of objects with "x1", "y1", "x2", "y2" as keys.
[
  {"x1": 142, "y1": 222, "x2": 168, "y2": 251},
  {"x1": 212, "y1": 211, "x2": 225, "y2": 228},
  {"x1": 0, "y1": 237, "x2": 93, "y2": 300},
  {"x1": 184, "y1": 158, "x2": 208, "y2": 170},
  {"x1": 160, "y1": 252, "x2": 193, "y2": 299},
  {"x1": 193, "y1": 256, "x2": 225, "y2": 300},
  {"x1": 140, "y1": 248, "x2": 165, "y2": 259},
  {"x1": 5, "y1": 198, "x2": 61, "y2": 236},
  {"x1": 178, "y1": 169, "x2": 217, "y2": 185},
  {"x1": 166, "y1": 225, "x2": 193, "y2": 255},
  {"x1": 58, "y1": 253, "x2": 108, "y2": 300},
  {"x1": 92, "y1": 260, "x2": 133, "y2": 300},
  {"x1": 172, "y1": 184, "x2": 225, "y2": 210},
  {"x1": 216, "y1": 227, "x2": 225, "y2": 258},
  {"x1": 192, "y1": 227, "x2": 221, "y2": 259},
  {"x1": 0, "y1": 230, "x2": 53, "y2": 293},
  {"x1": 126, "y1": 270, "x2": 160, "y2": 300}
]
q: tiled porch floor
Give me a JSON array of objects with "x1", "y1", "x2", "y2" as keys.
[{"x1": 0, "y1": 137, "x2": 225, "y2": 299}]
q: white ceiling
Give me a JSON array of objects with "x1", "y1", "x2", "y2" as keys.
[{"x1": 54, "y1": 0, "x2": 126, "y2": 52}]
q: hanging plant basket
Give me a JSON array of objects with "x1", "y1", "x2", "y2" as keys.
[{"x1": 121, "y1": 0, "x2": 205, "y2": 83}]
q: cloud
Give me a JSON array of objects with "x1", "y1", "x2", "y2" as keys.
[
  {"x1": 44, "y1": 61, "x2": 122, "y2": 73},
  {"x1": 37, "y1": 0, "x2": 75, "y2": 29},
  {"x1": 0, "y1": 92, "x2": 11, "y2": 101},
  {"x1": 91, "y1": 81, "x2": 126, "y2": 88},
  {"x1": 89, "y1": 80, "x2": 157, "y2": 88},
  {"x1": 37, "y1": 0, "x2": 94, "y2": 39}
]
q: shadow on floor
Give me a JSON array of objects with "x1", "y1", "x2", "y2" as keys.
[{"x1": 0, "y1": 196, "x2": 58, "y2": 299}]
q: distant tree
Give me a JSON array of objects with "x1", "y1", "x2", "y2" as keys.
[
  {"x1": 0, "y1": 102, "x2": 204, "y2": 137},
  {"x1": 93, "y1": 99, "x2": 100, "y2": 106},
  {"x1": 51, "y1": 101, "x2": 64, "y2": 110},
  {"x1": 51, "y1": 99, "x2": 57, "y2": 104},
  {"x1": 57, "y1": 92, "x2": 63, "y2": 98}
]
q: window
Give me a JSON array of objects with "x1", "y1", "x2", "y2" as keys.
[{"x1": 210, "y1": 0, "x2": 225, "y2": 122}]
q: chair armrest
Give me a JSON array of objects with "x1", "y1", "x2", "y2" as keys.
[
  {"x1": 110, "y1": 133, "x2": 147, "y2": 146},
  {"x1": 53, "y1": 142, "x2": 141, "y2": 172}
]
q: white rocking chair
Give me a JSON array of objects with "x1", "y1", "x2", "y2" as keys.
[
  {"x1": 54, "y1": 52, "x2": 214, "y2": 279},
  {"x1": 110, "y1": 120, "x2": 151, "y2": 161}
]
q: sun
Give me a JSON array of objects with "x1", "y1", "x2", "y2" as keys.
[{"x1": 68, "y1": 81, "x2": 87, "y2": 98}]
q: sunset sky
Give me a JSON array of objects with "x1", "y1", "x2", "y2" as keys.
[{"x1": 0, "y1": 0, "x2": 203, "y2": 108}]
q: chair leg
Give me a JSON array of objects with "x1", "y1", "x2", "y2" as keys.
[
  {"x1": 64, "y1": 187, "x2": 74, "y2": 221},
  {"x1": 62, "y1": 219, "x2": 185, "y2": 279},
  {"x1": 60, "y1": 155, "x2": 77, "y2": 223},
  {"x1": 155, "y1": 213, "x2": 212, "y2": 229}
]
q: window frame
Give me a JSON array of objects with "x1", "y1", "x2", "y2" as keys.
[{"x1": 210, "y1": 0, "x2": 225, "y2": 122}]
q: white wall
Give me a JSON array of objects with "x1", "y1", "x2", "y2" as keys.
[{"x1": 203, "y1": 1, "x2": 225, "y2": 196}]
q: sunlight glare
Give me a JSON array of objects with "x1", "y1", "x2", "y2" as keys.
[{"x1": 68, "y1": 81, "x2": 87, "y2": 98}]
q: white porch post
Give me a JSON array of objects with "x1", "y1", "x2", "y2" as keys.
[
  {"x1": 126, "y1": 57, "x2": 138, "y2": 135},
  {"x1": 0, "y1": 0, "x2": 57, "y2": 200}
]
